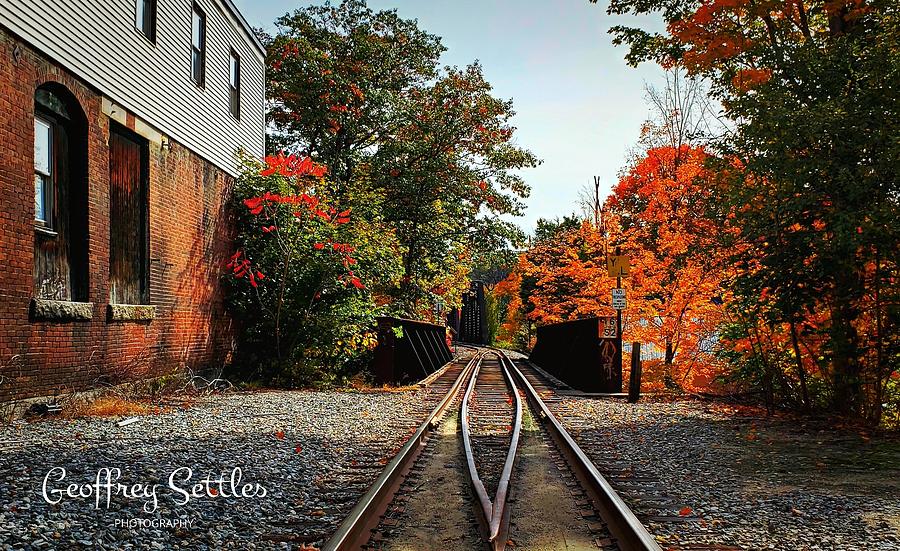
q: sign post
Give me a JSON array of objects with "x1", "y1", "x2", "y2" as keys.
[{"x1": 607, "y1": 248, "x2": 629, "y2": 392}]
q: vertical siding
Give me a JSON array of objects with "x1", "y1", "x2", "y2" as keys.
[{"x1": 0, "y1": 0, "x2": 265, "y2": 176}]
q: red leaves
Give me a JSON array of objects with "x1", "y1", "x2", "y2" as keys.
[
  {"x1": 244, "y1": 196, "x2": 265, "y2": 215},
  {"x1": 260, "y1": 153, "x2": 328, "y2": 179},
  {"x1": 281, "y1": 42, "x2": 299, "y2": 58},
  {"x1": 226, "y1": 250, "x2": 265, "y2": 288},
  {"x1": 240, "y1": 164, "x2": 363, "y2": 294},
  {"x1": 732, "y1": 69, "x2": 772, "y2": 92},
  {"x1": 244, "y1": 192, "x2": 328, "y2": 222}
]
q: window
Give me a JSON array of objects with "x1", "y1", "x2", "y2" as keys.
[
  {"x1": 33, "y1": 84, "x2": 89, "y2": 302},
  {"x1": 34, "y1": 118, "x2": 52, "y2": 226},
  {"x1": 228, "y1": 50, "x2": 240, "y2": 119},
  {"x1": 191, "y1": 4, "x2": 206, "y2": 86},
  {"x1": 135, "y1": 0, "x2": 157, "y2": 43},
  {"x1": 109, "y1": 126, "x2": 150, "y2": 305}
]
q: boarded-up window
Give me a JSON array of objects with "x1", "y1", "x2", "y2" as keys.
[
  {"x1": 33, "y1": 85, "x2": 89, "y2": 302},
  {"x1": 109, "y1": 127, "x2": 149, "y2": 305}
]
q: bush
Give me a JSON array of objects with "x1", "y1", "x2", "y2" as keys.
[{"x1": 224, "y1": 154, "x2": 395, "y2": 386}]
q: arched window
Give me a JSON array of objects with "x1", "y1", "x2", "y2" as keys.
[{"x1": 33, "y1": 84, "x2": 89, "y2": 302}]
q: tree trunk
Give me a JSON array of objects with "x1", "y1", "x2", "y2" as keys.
[
  {"x1": 789, "y1": 319, "x2": 811, "y2": 411},
  {"x1": 830, "y1": 298, "x2": 862, "y2": 416},
  {"x1": 663, "y1": 337, "x2": 678, "y2": 389},
  {"x1": 871, "y1": 249, "x2": 884, "y2": 426}
]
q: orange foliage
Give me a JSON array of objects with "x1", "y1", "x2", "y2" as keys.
[
  {"x1": 494, "y1": 270, "x2": 525, "y2": 345},
  {"x1": 515, "y1": 146, "x2": 734, "y2": 393},
  {"x1": 607, "y1": 145, "x2": 732, "y2": 391},
  {"x1": 520, "y1": 221, "x2": 618, "y2": 325},
  {"x1": 670, "y1": 1, "x2": 870, "y2": 89}
]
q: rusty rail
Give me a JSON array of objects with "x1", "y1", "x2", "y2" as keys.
[
  {"x1": 322, "y1": 354, "x2": 479, "y2": 551},
  {"x1": 499, "y1": 350, "x2": 662, "y2": 551},
  {"x1": 460, "y1": 351, "x2": 523, "y2": 550}
]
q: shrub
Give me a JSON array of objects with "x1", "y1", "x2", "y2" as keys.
[{"x1": 225, "y1": 154, "x2": 387, "y2": 386}]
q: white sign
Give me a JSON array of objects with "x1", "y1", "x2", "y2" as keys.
[{"x1": 612, "y1": 288, "x2": 626, "y2": 310}]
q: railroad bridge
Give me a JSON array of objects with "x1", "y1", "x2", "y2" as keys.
[
  {"x1": 448, "y1": 280, "x2": 488, "y2": 345},
  {"x1": 375, "y1": 280, "x2": 625, "y2": 395}
]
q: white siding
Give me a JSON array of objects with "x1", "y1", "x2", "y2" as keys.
[{"x1": 0, "y1": 0, "x2": 265, "y2": 176}]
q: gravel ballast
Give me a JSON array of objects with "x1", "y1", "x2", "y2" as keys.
[
  {"x1": 0, "y1": 388, "x2": 446, "y2": 550},
  {"x1": 555, "y1": 397, "x2": 900, "y2": 550},
  {"x1": 3, "y1": 355, "x2": 898, "y2": 551}
]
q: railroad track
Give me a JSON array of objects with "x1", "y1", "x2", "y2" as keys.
[
  {"x1": 461, "y1": 351, "x2": 521, "y2": 549},
  {"x1": 323, "y1": 348, "x2": 662, "y2": 551}
]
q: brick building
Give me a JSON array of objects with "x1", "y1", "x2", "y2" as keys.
[{"x1": 0, "y1": 0, "x2": 265, "y2": 400}]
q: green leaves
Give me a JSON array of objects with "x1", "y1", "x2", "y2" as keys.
[{"x1": 264, "y1": 3, "x2": 539, "y2": 321}]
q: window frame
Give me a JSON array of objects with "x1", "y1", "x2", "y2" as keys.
[
  {"x1": 228, "y1": 49, "x2": 241, "y2": 120},
  {"x1": 191, "y1": 3, "x2": 207, "y2": 88},
  {"x1": 33, "y1": 114, "x2": 54, "y2": 231},
  {"x1": 135, "y1": 0, "x2": 157, "y2": 44}
]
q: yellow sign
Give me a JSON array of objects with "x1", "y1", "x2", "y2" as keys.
[{"x1": 607, "y1": 255, "x2": 630, "y2": 278}]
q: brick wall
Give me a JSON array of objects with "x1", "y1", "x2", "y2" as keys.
[{"x1": 0, "y1": 28, "x2": 235, "y2": 400}]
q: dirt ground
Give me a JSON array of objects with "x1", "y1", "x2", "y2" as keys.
[
  {"x1": 380, "y1": 411, "x2": 483, "y2": 550},
  {"x1": 507, "y1": 407, "x2": 600, "y2": 550}
]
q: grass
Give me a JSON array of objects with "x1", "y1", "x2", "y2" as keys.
[{"x1": 65, "y1": 395, "x2": 151, "y2": 418}]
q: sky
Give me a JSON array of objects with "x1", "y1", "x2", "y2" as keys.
[{"x1": 233, "y1": 0, "x2": 666, "y2": 231}]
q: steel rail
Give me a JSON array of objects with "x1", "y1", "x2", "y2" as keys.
[
  {"x1": 460, "y1": 352, "x2": 523, "y2": 550},
  {"x1": 323, "y1": 353, "x2": 481, "y2": 551},
  {"x1": 499, "y1": 350, "x2": 663, "y2": 551}
]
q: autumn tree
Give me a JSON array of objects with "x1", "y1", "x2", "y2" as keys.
[
  {"x1": 598, "y1": 0, "x2": 900, "y2": 421},
  {"x1": 493, "y1": 269, "x2": 528, "y2": 349},
  {"x1": 264, "y1": 0, "x2": 443, "y2": 185},
  {"x1": 264, "y1": 1, "x2": 537, "y2": 320},
  {"x1": 607, "y1": 145, "x2": 728, "y2": 386},
  {"x1": 225, "y1": 155, "x2": 400, "y2": 386},
  {"x1": 519, "y1": 220, "x2": 617, "y2": 325}
]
